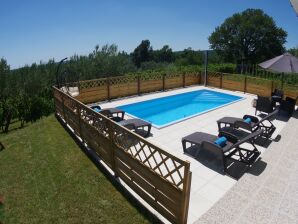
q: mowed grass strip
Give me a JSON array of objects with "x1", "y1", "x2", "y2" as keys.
[{"x1": 0, "y1": 115, "x2": 153, "y2": 224}]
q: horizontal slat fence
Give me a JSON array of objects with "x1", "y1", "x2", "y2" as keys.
[
  {"x1": 206, "y1": 72, "x2": 298, "y2": 103},
  {"x1": 53, "y1": 87, "x2": 192, "y2": 224},
  {"x1": 75, "y1": 73, "x2": 201, "y2": 104}
]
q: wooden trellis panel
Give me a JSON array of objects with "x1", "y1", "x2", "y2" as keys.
[
  {"x1": 53, "y1": 87, "x2": 192, "y2": 224},
  {"x1": 246, "y1": 77, "x2": 272, "y2": 96},
  {"x1": 222, "y1": 74, "x2": 245, "y2": 92},
  {"x1": 140, "y1": 73, "x2": 164, "y2": 93},
  {"x1": 79, "y1": 78, "x2": 107, "y2": 89},
  {"x1": 110, "y1": 76, "x2": 138, "y2": 98},
  {"x1": 283, "y1": 84, "x2": 298, "y2": 102},
  {"x1": 207, "y1": 72, "x2": 221, "y2": 88},
  {"x1": 185, "y1": 73, "x2": 200, "y2": 86},
  {"x1": 76, "y1": 78, "x2": 108, "y2": 103},
  {"x1": 165, "y1": 74, "x2": 183, "y2": 90}
]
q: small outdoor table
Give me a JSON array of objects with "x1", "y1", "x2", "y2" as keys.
[
  {"x1": 182, "y1": 132, "x2": 217, "y2": 152},
  {"x1": 216, "y1": 117, "x2": 242, "y2": 131},
  {"x1": 118, "y1": 119, "x2": 152, "y2": 137}
]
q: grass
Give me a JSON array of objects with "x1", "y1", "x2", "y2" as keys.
[{"x1": 0, "y1": 115, "x2": 155, "y2": 224}]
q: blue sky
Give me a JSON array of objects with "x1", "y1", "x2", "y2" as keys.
[{"x1": 1, "y1": 0, "x2": 297, "y2": 68}]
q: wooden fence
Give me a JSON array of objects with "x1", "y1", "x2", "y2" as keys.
[
  {"x1": 75, "y1": 73, "x2": 201, "y2": 104},
  {"x1": 207, "y1": 72, "x2": 298, "y2": 102},
  {"x1": 53, "y1": 87, "x2": 192, "y2": 224}
]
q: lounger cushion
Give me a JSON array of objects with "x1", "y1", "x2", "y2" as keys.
[
  {"x1": 91, "y1": 105, "x2": 101, "y2": 113},
  {"x1": 93, "y1": 107, "x2": 101, "y2": 113},
  {"x1": 214, "y1": 137, "x2": 227, "y2": 147},
  {"x1": 244, "y1": 118, "x2": 251, "y2": 124}
]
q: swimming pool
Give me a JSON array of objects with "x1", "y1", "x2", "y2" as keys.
[{"x1": 118, "y1": 89, "x2": 243, "y2": 128}]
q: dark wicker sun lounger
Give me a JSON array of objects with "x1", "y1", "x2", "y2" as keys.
[
  {"x1": 99, "y1": 108, "x2": 125, "y2": 122},
  {"x1": 118, "y1": 118, "x2": 152, "y2": 137},
  {"x1": 217, "y1": 110, "x2": 278, "y2": 138},
  {"x1": 182, "y1": 130, "x2": 263, "y2": 173}
]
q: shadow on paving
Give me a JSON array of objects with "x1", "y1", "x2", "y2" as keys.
[
  {"x1": 56, "y1": 115, "x2": 163, "y2": 224},
  {"x1": 292, "y1": 108, "x2": 298, "y2": 119},
  {"x1": 184, "y1": 144, "x2": 267, "y2": 180},
  {"x1": 184, "y1": 111, "x2": 292, "y2": 179}
]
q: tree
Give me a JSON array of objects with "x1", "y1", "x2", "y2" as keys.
[
  {"x1": 288, "y1": 47, "x2": 298, "y2": 57},
  {"x1": 175, "y1": 48, "x2": 203, "y2": 66},
  {"x1": 132, "y1": 40, "x2": 153, "y2": 67},
  {"x1": 153, "y1": 45, "x2": 174, "y2": 63},
  {"x1": 0, "y1": 58, "x2": 10, "y2": 98},
  {"x1": 208, "y1": 9, "x2": 287, "y2": 63}
]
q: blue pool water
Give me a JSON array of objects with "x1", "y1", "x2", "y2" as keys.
[{"x1": 118, "y1": 89, "x2": 243, "y2": 128}]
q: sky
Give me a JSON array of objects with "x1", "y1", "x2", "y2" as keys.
[{"x1": 0, "y1": 0, "x2": 297, "y2": 68}]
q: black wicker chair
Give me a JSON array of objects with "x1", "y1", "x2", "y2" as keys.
[
  {"x1": 271, "y1": 89, "x2": 284, "y2": 103},
  {"x1": 279, "y1": 97, "x2": 297, "y2": 116},
  {"x1": 255, "y1": 95, "x2": 275, "y2": 115}
]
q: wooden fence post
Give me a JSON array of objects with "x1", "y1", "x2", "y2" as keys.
[
  {"x1": 137, "y1": 75, "x2": 141, "y2": 95},
  {"x1": 107, "y1": 121, "x2": 118, "y2": 177},
  {"x1": 62, "y1": 93, "x2": 66, "y2": 121},
  {"x1": 162, "y1": 74, "x2": 165, "y2": 91},
  {"x1": 220, "y1": 73, "x2": 223, "y2": 89},
  {"x1": 107, "y1": 77, "x2": 110, "y2": 101},
  {"x1": 183, "y1": 73, "x2": 186, "y2": 88},
  {"x1": 180, "y1": 163, "x2": 192, "y2": 224},
  {"x1": 77, "y1": 102, "x2": 82, "y2": 139},
  {"x1": 244, "y1": 76, "x2": 247, "y2": 93},
  {"x1": 281, "y1": 73, "x2": 284, "y2": 90}
]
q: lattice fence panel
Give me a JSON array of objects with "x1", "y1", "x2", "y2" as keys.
[
  {"x1": 111, "y1": 122, "x2": 187, "y2": 190},
  {"x1": 207, "y1": 72, "x2": 221, "y2": 88},
  {"x1": 79, "y1": 78, "x2": 107, "y2": 90},
  {"x1": 140, "y1": 72, "x2": 163, "y2": 81},
  {"x1": 166, "y1": 73, "x2": 182, "y2": 79},
  {"x1": 79, "y1": 106, "x2": 110, "y2": 139},
  {"x1": 185, "y1": 73, "x2": 200, "y2": 86},
  {"x1": 109, "y1": 76, "x2": 138, "y2": 85}
]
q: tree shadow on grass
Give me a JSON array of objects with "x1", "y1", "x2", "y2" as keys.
[
  {"x1": 56, "y1": 115, "x2": 163, "y2": 224},
  {"x1": 0, "y1": 201, "x2": 4, "y2": 222}
]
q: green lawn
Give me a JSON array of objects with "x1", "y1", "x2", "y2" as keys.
[{"x1": 0, "y1": 115, "x2": 155, "y2": 224}]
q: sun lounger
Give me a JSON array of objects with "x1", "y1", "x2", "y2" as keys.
[
  {"x1": 182, "y1": 130, "x2": 263, "y2": 173},
  {"x1": 217, "y1": 110, "x2": 278, "y2": 138},
  {"x1": 90, "y1": 105, "x2": 125, "y2": 122},
  {"x1": 118, "y1": 118, "x2": 152, "y2": 137}
]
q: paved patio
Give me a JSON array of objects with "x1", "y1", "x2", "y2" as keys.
[
  {"x1": 195, "y1": 109, "x2": 298, "y2": 224},
  {"x1": 95, "y1": 86, "x2": 288, "y2": 223}
]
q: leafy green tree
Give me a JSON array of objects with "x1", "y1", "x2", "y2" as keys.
[
  {"x1": 153, "y1": 45, "x2": 174, "y2": 63},
  {"x1": 132, "y1": 40, "x2": 153, "y2": 67},
  {"x1": 0, "y1": 58, "x2": 10, "y2": 98},
  {"x1": 288, "y1": 47, "x2": 298, "y2": 57},
  {"x1": 1, "y1": 98, "x2": 16, "y2": 133},
  {"x1": 208, "y1": 9, "x2": 287, "y2": 63},
  {"x1": 175, "y1": 48, "x2": 203, "y2": 66}
]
